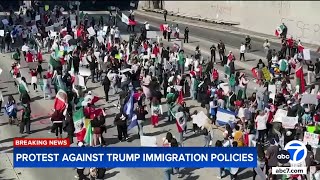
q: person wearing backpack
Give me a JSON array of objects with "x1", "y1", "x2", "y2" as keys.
[{"x1": 20, "y1": 103, "x2": 31, "y2": 134}]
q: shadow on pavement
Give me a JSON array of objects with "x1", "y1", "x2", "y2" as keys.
[
  {"x1": 0, "y1": 168, "x2": 18, "y2": 180},
  {"x1": 104, "y1": 171, "x2": 120, "y2": 179},
  {"x1": 179, "y1": 168, "x2": 201, "y2": 180}
]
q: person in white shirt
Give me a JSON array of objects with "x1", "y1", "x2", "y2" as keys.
[
  {"x1": 255, "y1": 110, "x2": 268, "y2": 144},
  {"x1": 240, "y1": 42, "x2": 246, "y2": 61},
  {"x1": 21, "y1": 42, "x2": 29, "y2": 61},
  {"x1": 114, "y1": 27, "x2": 120, "y2": 44},
  {"x1": 110, "y1": 26, "x2": 115, "y2": 42},
  {"x1": 144, "y1": 21, "x2": 150, "y2": 31},
  {"x1": 263, "y1": 39, "x2": 270, "y2": 55}
]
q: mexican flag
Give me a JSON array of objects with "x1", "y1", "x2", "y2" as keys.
[
  {"x1": 295, "y1": 66, "x2": 306, "y2": 93},
  {"x1": 121, "y1": 13, "x2": 136, "y2": 25},
  {"x1": 53, "y1": 89, "x2": 68, "y2": 111},
  {"x1": 18, "y1": 81, "x2": 29, "y2": 94},
  {"x1": 73, "y1": 108, "x2": 85, "y2": 133},
  {"x1": 49, "y1": 52, "x2": 60, "y2": 70},
  {"x1": 81, "y1": 94, "x2": 100, "y2": 107},
  {"x1": 175, "y1": 111, "x2": 185, "y2": 133},
  {"x1": 275, "y1": 24, "x2": 286, "y2": 37},
  {"x1": 75, "y1": 119, "x2": 93, "y2": 146},
  {"x1": 177, "y1": 90, "x2": 184, "y2": 105},
  {"x1": 160, "y1": 24, "x2": 169, "y2": 31}
]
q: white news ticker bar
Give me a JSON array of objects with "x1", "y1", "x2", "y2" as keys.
[{"x1": 272, "y1": 167, "x2": 307, "y2": 175}]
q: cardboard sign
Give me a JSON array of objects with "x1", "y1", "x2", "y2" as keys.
[
  {"x1": 35, "y1": 15, "x2": 40, "y2": 21},
  {"x1": 87, "y1": 27, "x2": 95, "y2": 36},
  {"x1": 282, "y1": 116, "x2": 298, "y2": 129},
  {"x1": 303, "y1": 131, "x2": 319, "y2": 147},
  {"x1": 2, "y1": 19, "x2": 9, "y2": 25},
  {"x1": 147, "y1": 31, "x2": 159, "y2": 39},
  {"x1": 140, "y1": 136, "x2": 157, "y2": 147},
  {"x1": 192, "y1": 111, "x2": 209, "y2": 128},
  {"x1": 273, "y1": 109, "x2": 287, "y2": 123},
  {"x1": 262, "y1": 67, "x2": 271, "y2": 81},
  {"x1": 301, "y1": 94, "x2": 318, "y2": 105},
  {"x1": 0, "y1": 30, "x2": 4, "y2": 37},
  {"x1": 303, "y1": 49, "x2": 311, "y2": 60}
]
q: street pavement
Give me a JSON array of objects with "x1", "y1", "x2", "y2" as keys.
[{"x1": 0, "y1": 10, "x2": 301, "y2": 180}]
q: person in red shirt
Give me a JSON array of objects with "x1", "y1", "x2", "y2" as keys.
[
  {"x1": 26, "y1": 50, "x2": 33, "y2": 63},
  {"x1": 287, "y1": 36, "x2": 294, "y2": 57},
  {"x1": 30, "y1": 69, "x2": 38, "y2": 91}
]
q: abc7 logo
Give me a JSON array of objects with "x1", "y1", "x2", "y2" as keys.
[{"x1": 277, "y1": 140, "x2": 308, "y2": 164}]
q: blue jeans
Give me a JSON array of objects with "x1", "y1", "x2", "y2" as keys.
[{"x1": 164, "y1": 168, "x2": 173, "y2": 180}]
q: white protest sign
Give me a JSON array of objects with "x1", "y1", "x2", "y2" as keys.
[
  {"x1": 0, "y1": 30, "x2": 4, "y2": 37},
  {"x1": 303, "y1": 49, "x2": 311, "y2": 60},
  {"x1": 97, "y1": 36, "x2": 104, "y2": 43},
  {"x1": 192, "y1": 111, "x2": 209, "y2": 128},
  {"x1": 45, "y1": 25, "x2": 54, "y2": 32},
  {"x1": 35, "y1": 15, "x2": 40, "y2": 21},
  {"x1": 301, "y1": 94, "x2": 318, "y2": 105},
  {"x1": 303, "y1": 131, "x2": 319, "y2": 147},
  {"x1": 219, "y1": 83, "x2": 230, "y2": 94},
  {"x1": 76, "y1": 75, "x2": 85, "y2": 87},
  {"x1": 140, "y1": 136, "x2": 157, "y2": 147},
  {"x1": 53, "y1": 23, "x2": 60, "y2": 27},
  {"x1": 79, "y1": 67, "x2": 91, "y2": 77},
  {"x1": 87, "y1": 27, "x2": 95, "y2": 36},
  {"x1": 71, "y1": 20, "x2": 76, "y2": 27},
  {"x1": 174, "y1": 85, "x2": 183, "y2": 92},
  {"x1": 147, "y1": 31, "x2": 158, "y2": 39},
  {"x1": 103, "y1": 26, "x2": 108, "y2": 32},
  {"x1": 268, "y1": 84, "x2": 276, "y2": 102},
  {"x1": 70, "y1": 14, "x2": 76, "y2": 21},
  {"x1": 94, "y1": 52, "x2": 100, "y2": 59},
  {"x1": 273, "y1": 109, "x2": 287, "y2": 123},
  {"x1": 282, "y1": 116, "x2": 298, "y2": 129},
  {"x1": 97, "y1": 30, "x2": 105, "y2": 37},
  {"x1": 2, "y1": 19, "x2": 9, "y2": 25}
]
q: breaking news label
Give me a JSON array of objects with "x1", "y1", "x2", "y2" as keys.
[{"x1": 13, "y1": 138, "x2": 257, "y2": 168}]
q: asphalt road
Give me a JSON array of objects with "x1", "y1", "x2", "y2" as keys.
[
  {"x1": 133, "y1": 10, "x2": 319, "y2": 61},
  {"x1": 0, "y1": 11, "x2": 278, "y2": 180}
]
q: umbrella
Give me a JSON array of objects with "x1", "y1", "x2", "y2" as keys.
[{"x1": 68, "y1": 39, "x2": 78, "y2": 46}]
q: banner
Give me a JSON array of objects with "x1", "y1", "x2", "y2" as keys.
[
  {"x1": 140, "y1": 136, "x2": 157, "y2": 147},
  {"x1": 303, "y1": 132, "x2": 319, "y2": 147},
  {"x1": 13, "y1": 147, "x2": 257, "y2": 168},
  {"x1": 303, "y1": 49, "x2": 311, "y2": 60}
]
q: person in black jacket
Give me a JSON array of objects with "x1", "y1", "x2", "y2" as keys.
[
  {"x1": 91, "y1": 117, "x2": 102, "y2": 146},
  {"x1": 102, "y1": 75, "x2": 111, "y2": 102},
  {"x1": 64, "y1": 112, "x2": 75, "y2": 144},
  {"x1": 135, "y1": 105, "x2": 148, "y2": 137},
  {"x1": 99, "y1": 115, "x2": 106, "y2": 145},
  {"x1": 114, "y1": 109, "x2": 128, "y2": 142}
]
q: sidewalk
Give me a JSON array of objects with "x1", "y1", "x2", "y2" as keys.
[{"x1": 139, "y1": 8, "x2": 320, "y2": 52}]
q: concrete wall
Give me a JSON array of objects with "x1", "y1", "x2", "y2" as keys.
[{"x1": 155, "y1": 1, "x2": 320, "y2": 45}]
